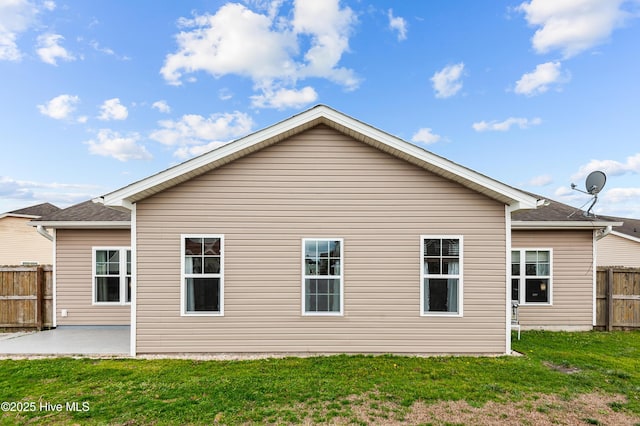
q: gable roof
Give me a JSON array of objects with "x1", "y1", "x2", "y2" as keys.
[
  {"x1": 29, "y1": 200, "x2": 130, "y2": 229},
  {"x1": 600, "y1": 214, "x2": 640, "y2": 242},
  {"x1": 97, "y1": 105, "x2": 538, "y2": 211},
  {"x1": 0, "y1": 202, "x2": 60, "y2": 219},
  {"x1": 511, "y1": 193, "x2": 622, "y2": 230}
]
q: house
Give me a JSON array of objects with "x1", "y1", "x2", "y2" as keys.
[
  {"x1": 596, "y1": 215, "x2": 640, "y2": 268},
  {"x1": 34, "y1": 105, "x2": 545, "y2": 356},
  {"x1": 511, "y1": 198, "x2": 621, "y2": 330},
  {"x1": 30, "y1": 200, "x2": 131, "y2": 326},
  {"x1": 0, "y1": 202, "x2": 59, "y2": 265},
  {"x1": 32, "y1": 105, "x2": 618, "y2": 356}
]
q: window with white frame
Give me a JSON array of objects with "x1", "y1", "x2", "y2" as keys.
[
  {"x1": 181, "y1": 235, "x2": 223, "y2": 315},
  {"x1": 303, "y1": 238, "x2": 343, "y2": 315},
  {"x1": 93, "y1": 247, "x2": 131, "y2": 304},
  {"x1": 421, "y1": 236, "x2": 463, "y2": 315},
  {"x1": 511, "y1": 249, "x2": 552, "y2": 304}
]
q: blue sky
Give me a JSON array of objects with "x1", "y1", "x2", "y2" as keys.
[{"x1": 1, "y1": 0, "x2": 639, "y2": 217}]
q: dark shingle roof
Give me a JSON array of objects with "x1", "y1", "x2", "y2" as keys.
[
  {"x1": 600, "y1": 214, "x2": 640, "y2": 240},
  {"x1": 511, "y1": 193, "x2": 621, "y2": 224},
  {"x1": 36, "y1": 200, "x2": 130, "y2": 222},
  {"x1": 512, "y1": 197, "x2": 593, "y2": 222},
  {"x1": 5, "y1": 202, "x2": 60, "y2": 217}
]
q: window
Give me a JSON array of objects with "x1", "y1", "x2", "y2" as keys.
[
  {"x1": 421, "y1": 236, "x2": 463, "y2": 316},
  {"x1": 93, "y1": 247, "x2": 131, "y2": 305},
  {"x1": 181, "y1": 235, "x2": 224, "y2": 315},
  {"x1": 303, "y1": 238, "x2": 343, "y2": 315},
  {"x1": 511, "y1": 249, "x2": 552, "y2": 305}
]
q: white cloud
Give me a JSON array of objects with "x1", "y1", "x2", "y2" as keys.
[
  {"x1": 388, "y1": 9, "x2": 407, "y2": 41},
  {"x1": 86, "y1": 129, "x2": 152, "y2": 162},
  {"x1": 292, "y1": 0, "x2": 358, "y2": 87},
  {"x1": 149, "y1": 111, "x2": 254, "y2": 158},
  {"x1": 160, "y1": 0, "x2": 358, "y2": 107},
  {"x1": 98, "y1": 98, "x2": 128, "y2": 121},
  {"x1": 526, "y1": 174, "x2": 553, "y2": 187},
  {"x1": 411, "y1": 128, "x2": 441, "y2": 145},
  {"x1": 218, "y1": 88, "x2": 233, "y2": 101},
  {"x1": 161, "y1": 3, "x2": 294, "y2": 85},
  {"x1": 514, "y1": 61, "x2": 569, "y2": 96},
  {"x1": 152, "y1": 100, "x2": 171, "y2": 113},
  {"x1": 42, "y1": 1, "x2": 56, "y2": 11},
  {"x1": 604, "y1": 187, "x2": 640, "y2": 203},
  {"x1": 0, "y1": 0, "x2": 39, "y2": 61},
  {"x1": 0, "y1": 175, "x2": 98, "y2": 207},
  {"x1": 517, "y1": 0, "x2": 635, "y2": 58},
  {"x1": 250, "y1": 85, "x2": 317, "y2": 109},
  {"x1": 89, "y1": 40, "x2": 130, "y2": 61},
  {"x1": 173, "y1": 142, "x2": 228, "y2": 159},
  {"x1": 431, "y1": 63, "x2": 464, "y2": 99},
  {"x1": 472, "y1": 117, "x2": 542, "y2": 132},
  {"x1": 571, "y1": 153, "x2": 640, "y2": 180},
  {"x1": 37, "y1": 94, "x2": 80, "y2": 120},
  {"x1": 36, "y1": 33, "x2": 75, "y2": 65}
]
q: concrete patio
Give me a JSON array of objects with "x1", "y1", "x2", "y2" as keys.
[{"x1": 0, "y1": 326, "x2": 130, "y2": 356}]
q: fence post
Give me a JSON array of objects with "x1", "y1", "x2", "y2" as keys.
[
  {"x1": 606, "y1": 267, "x2": 614, "y2": 331},
  {"x1": 36, "y1": 266, "x2": 44, "y2": 330}
]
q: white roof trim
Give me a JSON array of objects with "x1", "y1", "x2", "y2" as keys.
[
  {"x1": 0, "y1": 213, "x2": 40, "y2": 220},
  {"x1": 512, "y1": 220, "x2": 623, "y2": 230},
  {"x1": 609, "y1": 230, "x2": 640, "y2": 244},
  {"x1": 28, "y1": 221, "x2": 131, "y2": 229},
  {"x1": 98, "y1": 105, "x2": 538, "y2": 210}
]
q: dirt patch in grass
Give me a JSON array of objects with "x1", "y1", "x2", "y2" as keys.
[
  {"x1": 288, "y1": 392, "x2": 638, "y2": 425},
  {"x1": 543, "y1": 360, "x2": 582, "y2": 375},
  {"x1": 404, "y1": 393, "x2": 636, "y2": 426}
]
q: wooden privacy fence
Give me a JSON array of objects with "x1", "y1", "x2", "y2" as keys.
[
  {"x1": 596, "y1": 267, "x2": 640, "y2": 330},
  {"x1": 0, "y1": 266, "x2": 53, "y2": 329}
]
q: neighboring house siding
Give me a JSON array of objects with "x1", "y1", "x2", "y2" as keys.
[
  {"x1": 56, "y1": 229, "x2": 130, "y2": 325},
  {"x1": 512, "y1": 229, "x2": 594, "y2": 330},
  {"x1": 135, "y1": 125, "x2": 509, "y2": 354},
  {"x1": 597, "y1": 233, "x2": 640, "y2": 268},
  {"x1": 0, "y1": 217, "x2": 53, "y2": 265}
]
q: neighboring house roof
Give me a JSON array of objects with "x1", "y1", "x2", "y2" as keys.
[
  {"x1": 97, "y1": 105, "x2": 539, "y2": 211},
  {"x1": 511, "y1": 194, "x2": 622, "y2": 230},
  {"x1": 29, "y1": 200, "x2": 130, "y2": 229},
  {"x1": 0, "y1": 202, "x2": 59, "y2": 219},
  {"x1": 600, "y1": 214, "x2": 640, "y2": 243}
]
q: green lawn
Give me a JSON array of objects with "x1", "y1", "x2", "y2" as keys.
[{"x1": 1, "y1": 331, "x2": 639, "y2": 425}]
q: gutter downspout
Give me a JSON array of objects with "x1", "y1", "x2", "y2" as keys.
[
  {"x1": 36, "y1": 225, "x2": 54, "y2": 241},
  {"x1": 505, "y1": 204, "x2": 516, "y2": 355},
  {"x1": 596, "y1": 225, "x2": 613, "y2": 241}
]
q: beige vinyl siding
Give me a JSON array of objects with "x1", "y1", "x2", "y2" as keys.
[
  {"x1": 512, "y1": 229, "x2": 594, "y2": 330},
  {"x1": 56, "y1": 229, "x2": 130, "y2": 325},
  {"x1": 597, "y1": 233, "x2": 640, "y2": 268},
  {"x1": 0, "y1": 217, "x2": 53, "y2": 265},
  {"x1": 135, "y1": 125, "x2": 509, "y2": 354}
]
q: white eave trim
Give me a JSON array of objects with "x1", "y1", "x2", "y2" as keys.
[
  {"x1": 609, "y1": 230, "x2": 640, "y2": 244},
  {"x1": 0, "y1": 213, "x2": 41, "y2": 220},
  {"x1": 28, "y1": 221, "x2": 131, "y2": 229},
  {"x1": 99, "y1": 105, "x2": 538, "y2": 210},
  {"x1": 512, "y1": 220, "x2": 623, "y2": 230}
]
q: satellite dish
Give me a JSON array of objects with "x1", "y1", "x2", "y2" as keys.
[
  {"x1": 585, "y1": 171, "x2": 606, "y2": 195},
  {"x1": 569, "y1": 170, "x2": 607, "y2": 217}
]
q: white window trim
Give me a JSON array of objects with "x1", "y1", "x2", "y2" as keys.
[
  {"x1": 511, "y1": 248, "x2": 553, "y2": 306},
  {"x1": 301, "y1": 238, "x2": 344, "y2": 316},
  {"x1": 420, "y1": 235, "x2": 464, "y2": 317},
  {"x1": 180, "y1": 234, "x2": 225, "y2": 317},
  {"x1": 92, "y1": 246, "x2": 131, "y2": 306}
]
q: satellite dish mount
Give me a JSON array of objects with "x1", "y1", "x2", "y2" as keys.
[{"x1": 570, "y1": 171, "x2": 606, "y2": 217}]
